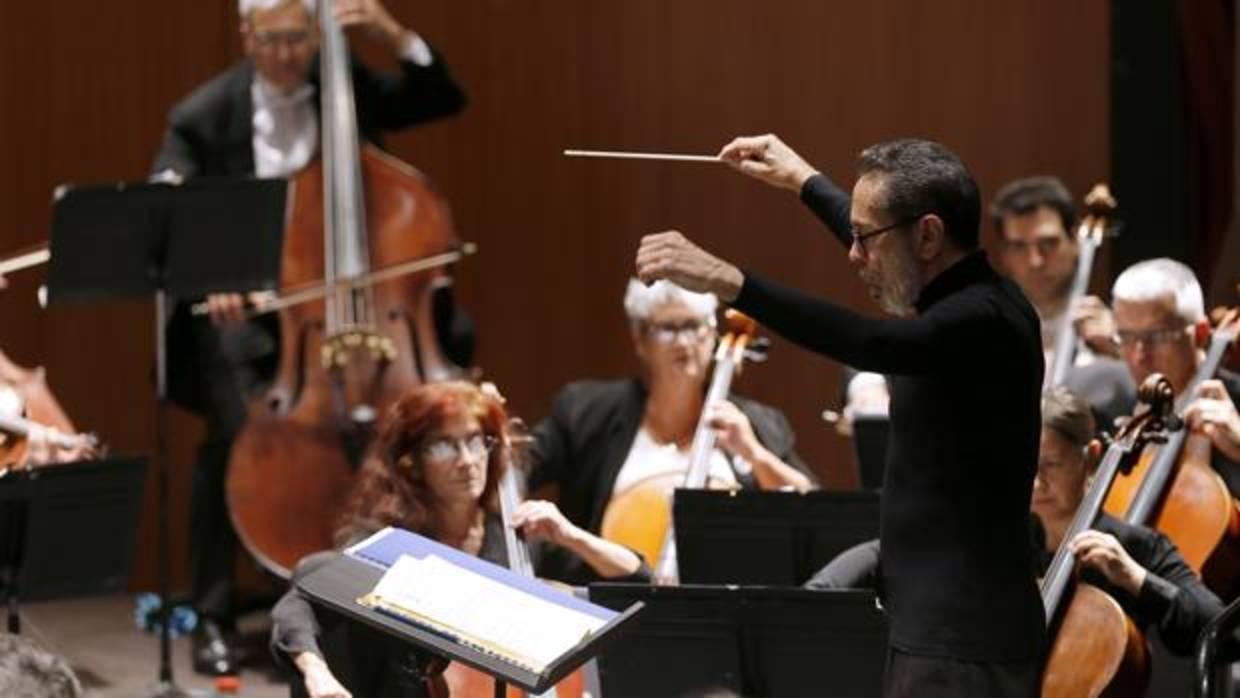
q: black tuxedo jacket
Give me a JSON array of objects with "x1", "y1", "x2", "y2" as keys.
[
  {"x1": 152, "y1": 48, "x2": 465, "y2": 416},
  {"x1": 152, "y1": 47, "x2": 464, "y2": 178}
]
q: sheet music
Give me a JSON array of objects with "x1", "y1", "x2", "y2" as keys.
[{"x1": 361, "y1": 554, "x2": 607, "y2": 672}]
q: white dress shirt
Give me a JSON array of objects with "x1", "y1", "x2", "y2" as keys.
[{"x1": 250, "y1": 33, "x2": 434, "y2": 178}]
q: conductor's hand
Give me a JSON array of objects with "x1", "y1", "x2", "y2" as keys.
[
  {"x1": 1069, "y1": 530, "x2": 1147, "y2": 597},
  {"x1": 635, "y1": 231, "x2": 744, "y2": 302},
  {"x1": 296, "y1": 652, "x2": 352, "y2": 698},
  {"x1": 718, "y1": 134, "x2": 819, "y2": 193},
  {"x1": 513, "y1": 500, "x2": 580, "y2": 548}
]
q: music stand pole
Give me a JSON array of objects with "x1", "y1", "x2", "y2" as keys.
[{"x1": 149, "y1": 289, "x2": 188, "y2": 697}]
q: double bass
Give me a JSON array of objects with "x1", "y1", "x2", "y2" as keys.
[
  {"x1": 1040, "y1": 375, "x2": 1174, "y2": 697},
  {"x1": 226, "y1": 8, "x2": 466, "y2": 577},
  {"x1": 1103, "y1": 309, "x2": 1240, "y2": 598},
  {"x1": 600, "y1": 310, "x2": 767, "y2": 583}
]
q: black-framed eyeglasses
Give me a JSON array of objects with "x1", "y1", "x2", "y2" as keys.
[{"x1": 850, "y1": 213, "x2": 930, "y2": 255}]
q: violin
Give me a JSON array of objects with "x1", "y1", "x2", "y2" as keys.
[
  {"x1": 1040, "y1": 375, "x2": 1174, "y2": 697},
  {"x1": 1047, "y1": 183, "x2": 1117, "y2": 388},
  {"x1": 1103, "y1": 308, "x2": 1240, "y2": 598},
  {"x1": 600, "y1": 310, "x2": 767, "y2": 583},
  {"x1": 0, "y1": 349, "x2": 100, "y2": 476},
  {"x1": 225, "y1": 7, "x2": 467, "y2": 577}
]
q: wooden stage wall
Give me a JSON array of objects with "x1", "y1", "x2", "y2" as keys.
[{"x1": 0, "y1": 1, "x2": 1109, "y2": 589}]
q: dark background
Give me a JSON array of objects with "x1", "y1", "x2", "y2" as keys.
[{"x1": 0, "y1": 1, "x2": 1153, "y2": 590}]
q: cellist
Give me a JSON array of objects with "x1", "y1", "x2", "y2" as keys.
[
  {"x1": 1108, "y1": 259, "x2": 1240, "y2": 493},
  {"x1": 269, "y1": 381, "x2": 649, "y2": 698},
  {"x1": 807, "y1": 388, "x2": 1224, "y2": 659},
  {"x1": 526, "y1": 278, "x2": 815, "y2": 583},
  {"x1": 148, "y1": 0, "x2": 467, "y2": 676}
]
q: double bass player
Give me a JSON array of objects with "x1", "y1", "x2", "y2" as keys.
[{"x1": 150, "y1": 0, "x2": 466, "y2": 675}]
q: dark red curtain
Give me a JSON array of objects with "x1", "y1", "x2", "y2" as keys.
[{"x1": 1178, "y1": 0, "x2": 1235, "y2": 292}]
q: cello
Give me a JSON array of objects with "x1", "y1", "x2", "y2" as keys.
[
  {"x1": 600, "y1": 309, "x2": 767, "y2": 583},
  {"x1": 1047, "y1": 184, "x2": 1117, "y2": 388},
  {"x1": 1103, "y1": 309, "x2": 1240, "y2": 598},
  {"x1": 1040, "y1": 375, "x2": 1173, "y2": 698},
  {"x1": 225, "y1": 6, "x2": 466, "y2": 577},
  {"x1": 441, "y1": 411, "x2": 584, "y2": 698}
]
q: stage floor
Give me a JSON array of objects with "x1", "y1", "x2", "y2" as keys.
[{"x1": 20, "y1": 594, "x2": 287, "y2": 697}]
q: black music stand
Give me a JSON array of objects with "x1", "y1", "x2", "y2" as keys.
[
  {"x1": 299, "y1": 553, "x2": 644, "y2": 697},
  {"x1": 47, "y1": 177, "x2": 287, "y2": 697},
  {"x1": 0, "y1": 457, "x2": 146, "y2": 631},
  {"x1": 589, "y1": 584, "x2": 888, "y2": 698},
  {"x1": 674, "y1": 489, "x2": 880, "y2": 586}
]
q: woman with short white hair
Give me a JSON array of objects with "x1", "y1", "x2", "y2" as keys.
[{"x1": 527, "y1": 279, "x2": 815, "y2": 582}]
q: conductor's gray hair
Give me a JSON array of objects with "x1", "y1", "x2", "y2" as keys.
[
  {"x1": 1112, "y1": 258, "x2": 1205, "y2": 324},
  {"x1": 239, "y1": 0, "x2": 315, "y2": 18},
  {"x1": 623, "y1": 279, "x2": 717, "y2": 324}
]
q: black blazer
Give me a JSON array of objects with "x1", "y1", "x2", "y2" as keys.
[
  {"x1": 528, "y1": 378, "x2": 811, "y2": 581},
  {"x1": 152, "y1": 47, "x2": 465, "y2": 178},
  {"x1": 530, "y1": 379, "x2": 813, "y2": 582}
]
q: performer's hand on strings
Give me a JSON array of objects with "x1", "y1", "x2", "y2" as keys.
[
  {"x1": 335, "y1": 0, "x2": 412, "y2": 54},
  {"x1": 635, "y1": 231, "x2": 744, "y2": 302},
  {"x1": 512, "y1": 500, "x2": 580, "y2": 548},
  {"x1": 704, "y1": 400, "x2": 762, "y2": 461},
  {"x1": 1068, "y1": 530, "x2": 1147, "y2": 597},
  {"x1": 718, "y1": 134, "x2": 819, "y2": 192},
  {"x1": 1071, "y1": 295, "x2": 1119, "y2": 358},
  {"x1": 1185, "y1": 379, "x2": 1240, "y2": 462}
]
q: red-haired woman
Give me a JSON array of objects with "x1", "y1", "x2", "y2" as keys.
[{"x1": 270, "y1": 381, "x2": 648, "y2": 698}]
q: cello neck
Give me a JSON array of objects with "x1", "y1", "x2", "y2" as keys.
[
  {"x1": 681, "y1": 335, "x2": 740, "y2": 490},
  {"x1": 1126, "y1": 318, "x2": 1238, "y2": 524},
  {"x1": 1048, "y1": 183, "x2": 1116, "y2": 387},
  {"x1": 1042, "y1": 375, "x2": 1174, "y2": 623},
  {"x1": 1041, "y1": 438, "x2": 1132, "y2": 623},
  {"x1": 318, "y1": 8, "x2": 372, "y2": 333}
]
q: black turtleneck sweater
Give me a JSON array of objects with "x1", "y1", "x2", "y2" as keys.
[{"x1": 731, "y1": 174, "x2": 1046, "y2": 662}]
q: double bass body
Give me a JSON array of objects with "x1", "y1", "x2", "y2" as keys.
[{"x1": 225, "y1": 4, "x2": 463, "y2": 578}]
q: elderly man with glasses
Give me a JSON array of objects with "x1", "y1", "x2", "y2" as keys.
[
  {"x1": 636, "y1": 135, "x2": 1046, "y2": 697},
  {"x1": 150, "y1": 0, "x2": 466, "y2": 677},
  {"x1": 1109, "y1": 258, "x2": 1240, "y2": 491}
]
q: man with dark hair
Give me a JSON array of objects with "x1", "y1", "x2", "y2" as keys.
[
  {"x1": 989, "y1": 174, "x2": 1119, "y2": 352},
  {"x1": 636, "y1": 134, "x2": 1046, "y2": 697}
]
